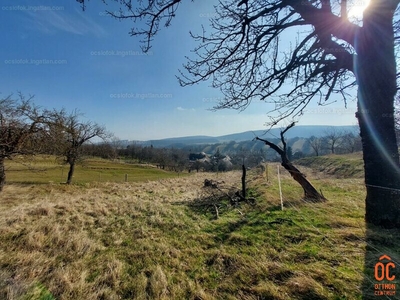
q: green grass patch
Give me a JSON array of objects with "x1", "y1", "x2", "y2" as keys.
[
  {"x1": 22, "y1": 282, "x2": 56, "y2": 300},
  {"x1": 5, "y1": 155, "x2": 184, "y2": 184},
  {"x1": 296, "y1": 153, "x2": 364, "y2": 178}
]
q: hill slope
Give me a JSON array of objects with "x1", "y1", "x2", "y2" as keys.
[
  {"x1": 132, "y1": 125, "x2": 358, "y2": 148},
  {"x1": 296, "y1": 152, "x2": 364, "y2": 178}
]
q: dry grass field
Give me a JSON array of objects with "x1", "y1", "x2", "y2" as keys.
[
  {"x1": 4, "y1": 156, "x2": 184, "y2": 184},
  {"x1": 0, "y1": 157, "x2": 399, "y2": 299}
]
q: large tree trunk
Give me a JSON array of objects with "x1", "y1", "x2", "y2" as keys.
[
  {"x1": 0, "y1": 157, "x2": 5, "y2": 192},
  {"x1": 356, "y1": 1, "x2": 400, "y2": 228},
  {"x1": 66, "y1": 161, "x2": 75, "y2": 185},
  {"x1": 281, "y1": 160, "x2": 326, "y2": 202}
]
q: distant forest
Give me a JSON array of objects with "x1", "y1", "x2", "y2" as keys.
[{"x1": 83, "y1": 127, "x2": 363, "y2": 172}]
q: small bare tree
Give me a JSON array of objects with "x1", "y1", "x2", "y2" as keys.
[
  {"x1": 341, "y1": 130, "x2": 362, "y2": 153},
  {"x1": 256, "y1": 123, "x2": 326, "y2": 202},
  {"x1": 45, "y1": 109, "x2": 107, "y2": 184},
  {"x1": 0, "y1": 94, "x2": 44, "y2": 191},
  {"x1": 323, "y1": 127, "x2": 343, "y2": 154},
  {"x1": 308, "y1": 136, "x2": 324, "y2": 157}
]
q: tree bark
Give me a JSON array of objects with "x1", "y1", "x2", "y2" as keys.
[
  {"x1": 280, "y1": 160, "x2": 325, "y2": 202},
  {"x1": 256, "y1": 125, "x2": 326, "y2": 202},
  {"x1": 0, "y1": 157, "x2": 5, "y2": 192},
  {"x1": 355, "y1": 2, "x2": 400, "y2": 228},
  {"x1": 67, "y1": 161, "x2": 75, "y2": 184}
]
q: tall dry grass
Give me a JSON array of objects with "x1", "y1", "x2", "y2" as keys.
[
  {"x1": 1, "y1": 166, "x2": 398, "y2": 299},
  {"x1": 0, "y1": 172, "x2": 240, "y2": 299}
]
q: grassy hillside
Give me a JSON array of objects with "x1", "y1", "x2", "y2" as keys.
[
  {"x1": 4, "y1": 156, "x2": 183, "y2": 185},
  {"x1": 295, "y1": 153, "x2": 364, "y2": 178},
  {"x1": 1, "y1": 162, "x2": 398, "y2": 299}
]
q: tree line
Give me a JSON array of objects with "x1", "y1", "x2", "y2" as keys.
[
  {"x1": 0, "y1": 94, "x2": 108, "y2": 191},
  {"x1": 307, "y1": 127, "x2": 362, "y2": 157}
]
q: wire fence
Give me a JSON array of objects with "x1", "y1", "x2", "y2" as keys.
[{"x1": 271, "y1": 164, "x2": 399, "y2": 299}]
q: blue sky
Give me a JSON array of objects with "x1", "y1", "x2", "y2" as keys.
[{"x1": 0, "y1": 0, "x2": 360, "y2": 140}]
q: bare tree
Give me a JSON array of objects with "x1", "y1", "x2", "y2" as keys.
[
  {"x1": 45, "y1": 109, "x2": 107, "y2": 184},
  {"x1": 168, "y1": 148, "x2": 189, "y2": 172},
  {"x1": 82, "y1": 142, "x2": 118, "y2": 159},
  {"x1": 341, "y1": 130, "x2": 362, "y2": 153},
  {"x1": 323, "y1": 127, "x2": 343, "y2": 154},
  {"x1": 0, "y1": 94, "x2": 44, "y2": 191},
  {"x1": 308, "y1": 136, "x2": 324, "y2": 157},
  {"x1": 79, "y1": 0, "x2": 400, "y2": 227},
  {"x1": 256, "y1": 123, "x2": 326, "y2": 202}
]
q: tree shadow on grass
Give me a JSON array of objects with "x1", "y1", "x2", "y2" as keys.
[{"x1": 362, "y1": 223, "x2": 400, "y2": 299}]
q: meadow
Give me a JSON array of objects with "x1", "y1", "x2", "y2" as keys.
[
  {"x1": 4, "y1": 156, "x2": 183, "y2": 184},
  {"x1": 0, "y1": 155, "x2": 399, "y2": 299}
]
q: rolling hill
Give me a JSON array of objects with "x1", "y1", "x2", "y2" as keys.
[{"x1": 126, "y1": 125, "x2": 358, "y2": 151}]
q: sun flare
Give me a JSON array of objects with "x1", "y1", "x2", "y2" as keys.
[{"x1": 347, "y1": 0, "x2": 370, "y2": 20}]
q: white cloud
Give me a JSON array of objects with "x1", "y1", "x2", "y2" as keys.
[{"x1": 24, "y1": 9, "x2": 106, "y2": 37}]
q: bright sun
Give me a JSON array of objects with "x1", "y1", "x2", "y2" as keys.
[{"x1": 347, "y1": 0, "x2": 370, "y2": 20}]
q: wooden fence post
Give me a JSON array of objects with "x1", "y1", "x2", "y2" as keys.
[{"x1": 242, "y1": 164, "x2": 246, "y2": 199}]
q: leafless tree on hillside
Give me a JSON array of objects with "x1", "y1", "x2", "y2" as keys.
[
  {"x1": 341, "y1": 130, "x2": 362, "y2": 153},
  {"x1": 0, "y1": 94, "x2": 44, "y2": 191},
  {"x1": 256, "y1": 123, "x2": 326, "y2": 202},
  {"x1": 308, "y1": 136, "x2": 324, "y2": 157},
  {"x1": 323, "y1": 127, "x2": 343, "y2": 154},
  {"x1": 44, "y1": 109, "x2": 108, "y2": 184}
]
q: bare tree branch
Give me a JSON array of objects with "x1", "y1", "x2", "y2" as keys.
[
  {"x1": 44, "y1": 108, "x2": 108, "y2": 184},
  {"x1": 0, "y1": 94, "x2": 45, "y2": 191}
]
